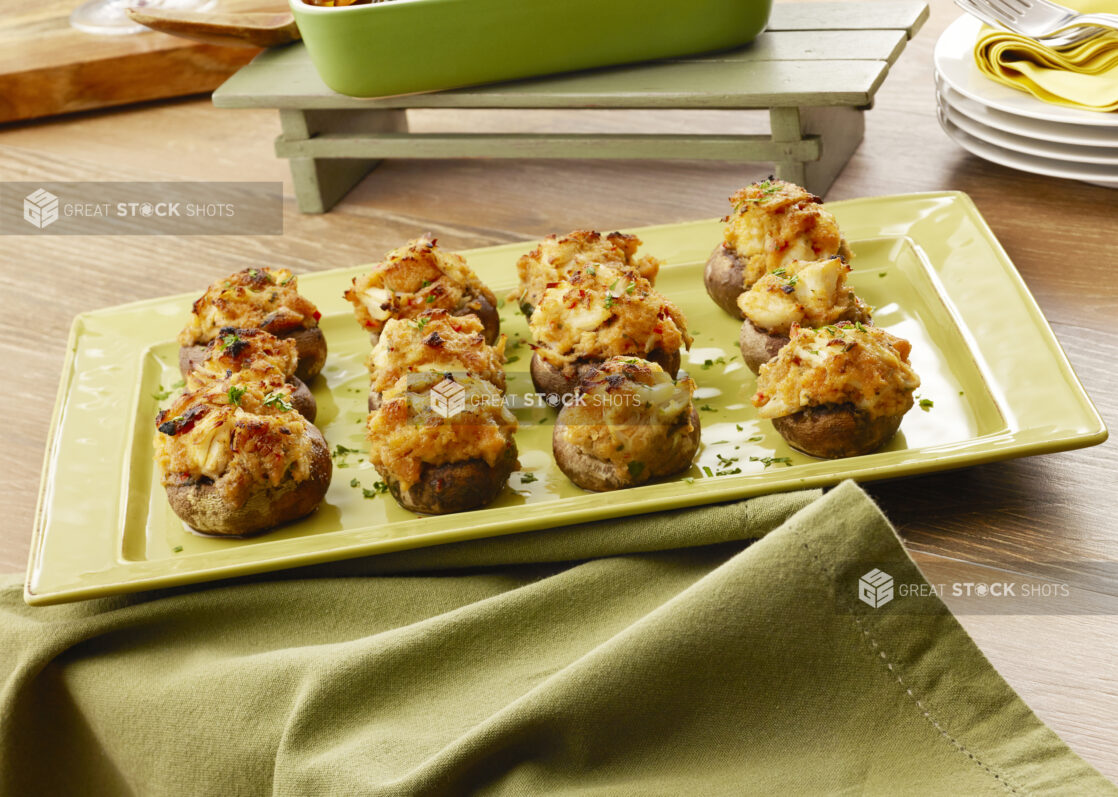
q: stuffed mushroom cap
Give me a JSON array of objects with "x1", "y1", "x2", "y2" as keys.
[
  {"x1": 366, "y1": 372, "x2": 519, "y2": 513},
  {"x1": 736, "y1": 257, "x2": 872, "y2": 372},
  {"x1": 528, "y1": 265, "x2": 691, "y2": 386},
  {"x1": 178, "y1": 267, "x2": 325, "y2": 381},
  {"x1": 512, "y1": 229, "x2": 662, "y2": 317},
  {"x1": 554, "y1": 357, "x2": 700, "y2": 491},
  {"x1": 153, "y1": 378, "x2": 330, "y2": 534},
  {"x1": 752, "y1": 322, "x2": 920, "y2": 458},
  {"x1": 367, "y1": 310, "x2": 507, "y2": 400},
  {"x1": 182, "y1": 326, "x2": 317, "y2": 421},
  {"x1": 344, "y1": 236, "x2": 500, "y2": 345},
  {"x1": 705, "y1": 179, "x2": 853, "y2": 316}
]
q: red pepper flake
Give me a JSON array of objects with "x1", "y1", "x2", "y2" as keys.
[{"x1": 312, "y1": 310, "x2": 322, "y2": 321}]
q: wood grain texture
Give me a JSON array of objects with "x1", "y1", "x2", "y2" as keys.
[
  {"x1": 0, "y1": 0, "x2": 260, "y2": 123},
  {"x1": 0, "y1": 0, "x2": 1115, "y2": 782}
]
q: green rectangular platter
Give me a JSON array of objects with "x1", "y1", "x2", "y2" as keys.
[{"x1": 24, "y1": 192, "x2": 1107, "y2": 605}]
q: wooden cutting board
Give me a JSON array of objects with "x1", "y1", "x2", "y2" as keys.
[{"x1": 0, "y1": 0, "x2": 263, "y2": 124}]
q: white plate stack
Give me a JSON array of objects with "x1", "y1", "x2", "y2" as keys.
[{"x1": 935, "y1": 14, "x2": 1118, "y2": 188}]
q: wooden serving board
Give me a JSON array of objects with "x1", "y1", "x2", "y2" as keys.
[{"x1": 0, "y1": 0, "x2": 261, "y2": 124}]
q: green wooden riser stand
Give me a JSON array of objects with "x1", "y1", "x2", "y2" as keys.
[{"x1": 213, "y1": 1, "x2": 928, "y2": 213}]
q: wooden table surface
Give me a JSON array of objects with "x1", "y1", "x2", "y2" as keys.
[{"x1": 1, "y1": 0, "x2": 1115, "y2": 781}]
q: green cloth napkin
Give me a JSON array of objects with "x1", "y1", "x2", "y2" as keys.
[{"x1": 1, "y1": 481, "x2": 1113, "y2": 796}]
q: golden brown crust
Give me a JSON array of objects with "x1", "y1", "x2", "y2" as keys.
[
  {"x1": 366, "y1": 311, "x2": 506, "y2": 408},
  {"x1": 513, "y1": 229, "x2": 662, "y2": 317},
  {"x1": 366, "y1": 372, "x2": 518, "y2": 498},
  {"x1": 736, "y1": 257, "x2": 871, "y2": 337},
  {"x1": 344, "y1": 236, "x2": 499, "y2": 344},
  {"x1": 178, "y1": 268, "x2": 321, "y2": 347},
  {"x1": 528, "y1": 266, "x2": 690, "y2": 378},
  {"x1": 554, "y1": 406, "x2": 700, "y2": 491},
  {"x1": 551, "y1": 357, "x2": 699, "y2": 491},
  {"x1": 706, "y1": 179, "x2": 853, "y2": 315},
  {"x1": 164, "y1": 425, "x2": 331, "y2": 535},
  {"x1": 179, "y1": 328, "x2": 317, "y2": 420},
  {"x1": 753, "y1": 323, "x2": 919, "y2": 421}
]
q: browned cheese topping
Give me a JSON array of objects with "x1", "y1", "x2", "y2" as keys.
[
  {"x1": 153, "y1": 379, "x2": 311, "y2": 508},
  {"x1": 736, "y1": 257, "x2": 871, "y2": 336},
  {"x1": 185, "y1": 327, "x2": 300, "y2": 392},
  {"x1": 513, "y1": 230, "x2": 661, "y2": 313},
  {"x1": 367, "y1": 310, "x2": 507, "y2": 394},
  {"x1": 753, "y1": 323, "x2": 920, "y2": 420},
  {"x1": 558, "y1": 357, "x2": 697, "y2": 481},
  {"x1": 366, "y1": 372, "x2": 518, "y2": 491},
  {"x1": 179, "y1": 268, "x2": 320, "y2": 346},
  {"x1": 722, "y1": 179, "x2": 853, "y2": 290},
  {"x1": 529, "y1": 265, "x2": 691, "y2": 376},
  {"x1": 344, "y1": 237, "x2": 496, "y2": 333}
]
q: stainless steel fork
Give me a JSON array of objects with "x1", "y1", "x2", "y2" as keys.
[{"x1": 955, "y1": 0, "x2": 1118, "y2": 48}]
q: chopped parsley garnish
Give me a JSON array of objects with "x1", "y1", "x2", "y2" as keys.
[
  {"x1": 699, "y1": 404, "x2": 716, "y2": 412},
  {"x1": 410, "y1": 317, "x2": 430, "y2": 332},
  {"x1": 627, "y1": 461, "x2": 645, "y2": 478},
  {"x1": 604, "y1": 295, "x2": 615, "y2": 309},
  {"x1": 587, "y1": 266, "x2": 597, "y2": 276},
  {"x1": 171, "y1": 379, "x2": 185, "y2": 389},
  {"x1": 219, "y1": 332, "x2": 243, "y2": 350},
  {"x1": 362, "y1": 482, "x2": 389, "y2": 498},
  {"x1": 703, "y1": 359, "x2": 714, "y2": 369},
  {"x1": 624, "y1": 282, "x2": 636, "y2": 295},
  {"x1": 772, "y1": 267, "x2": 786, "y2": 277},
  {"x1": 425, "y1": 295, "x2": 435, "y2": 304},
  {"x1": 749, "y1": 456, "x2": 792, "y2": 468},
  {"x1": 227, "y1": 385, "x2": 246, "y2": 406},
  {"x1": 152, "y1": 385, "x2": 171, "y2": 401},
  {"x1": 520, "y1": 472, "x2": 538, "y2": 484},
  {"x1": 263, "y1": 391, "x2": 293, "y2": 412},
  {"x1": 349, "y1": 478, "x2": 360, "y2": 488},
  {"x1": 919, "y1": 398, "x2": 934, "y2": 411},
  {"x1": 702, "y1": 466, "x2": 714, "y2": 478},
  {"x1": 683, "y1": 477, "x2": 695, "y2": 485},
  {"x1": 332, "y1": 444, "x2": 362, "y2": 458},
  {"x1": 854, "y1": 321, "x2": 868, "y2": 333},
  {"x1": 506, "y1": 356, "x2": 520, "y2": 364},
  {"x1": 422, "y1": 279, "x2": 431, "y2": 287},
  {"x1": 172, "y1": 546, "x2": 183, "y2": 553},
  {"x1": 878, "y1": 272, "x2": 887, "y2": 278}
]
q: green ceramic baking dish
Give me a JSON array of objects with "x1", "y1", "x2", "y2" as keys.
[{"x1": 291, "y1": 0, "x2": 773, "y2": 98}]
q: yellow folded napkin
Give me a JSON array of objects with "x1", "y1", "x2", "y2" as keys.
[{"x1": 974, "y1": 0, "x2": 1118, "y2": 113}]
